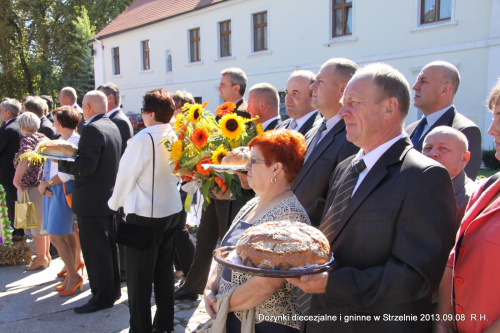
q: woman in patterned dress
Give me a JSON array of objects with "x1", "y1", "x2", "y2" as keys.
[{"x1": 204, "y1": 129, "x2": 309, "y2": 333}]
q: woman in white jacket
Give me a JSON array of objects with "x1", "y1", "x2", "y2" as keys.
[{"x1": 108, "y1": 89, "x2": 182, "y2": 333}]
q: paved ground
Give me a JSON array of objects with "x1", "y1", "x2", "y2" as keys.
[{"x1": 0, "y1": 248, "x2": 212, "y2": 333}]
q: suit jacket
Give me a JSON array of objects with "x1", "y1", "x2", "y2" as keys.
[
  {"x1": 234, "y1": 98, "x2": 251, "y2": 119},
  {"x1": 291, "y1": 119, "x2": 358, "y2": 226},
  {"x1": 108, "y1": 109, "x2": 133, "y2": 155},
  {"x1": 59, "y1": 113, "x2": 122, "y2": 216},
  {"x1": 72, "y1": 104, "x2": 85, "y2": 135},
  {"x1": 306, "y1": 137, "x2": 456, "y2": 333},
  {"x1": 276, "y1": 111, "x2": 323, "y2": 136},
  {"x1": 38, "y1": 115, "x2": 56, "y2": 139},
  {"x1": 405, "y1": 106, "x2": 482, "y2": 179},
  {"x1": 263, "y1": 118, "x2": 281, "y2": 131},
  {"x1": 0, "y1": 118, "x2": 23, "y2": 185}
]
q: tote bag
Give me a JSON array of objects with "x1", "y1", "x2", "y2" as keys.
[{"x1": 14, "y1": 191, "x2": 39, "y2": 229}]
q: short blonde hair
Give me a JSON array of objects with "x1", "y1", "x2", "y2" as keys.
[
  {"x1": 18, "y1": 112, "x2": 41, "y2": 134},
  {"x1": 488, "y1": 79, "x2": 500, "y2": 111}
]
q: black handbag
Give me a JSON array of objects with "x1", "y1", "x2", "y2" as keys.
[{"x1": 115, "y1": 133, "x2": 156, "y2": 251}]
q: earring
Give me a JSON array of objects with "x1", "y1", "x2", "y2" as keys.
[{"x1": 271, "y1": 176, "x2": 277, "y2": 184}]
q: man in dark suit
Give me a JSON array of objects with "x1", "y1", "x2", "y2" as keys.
[
  {"x1": 422, "y1": 126, "x2": 478, "y2": 225},
  {"x1": 59, "y1": 87, "x2": 85, "y2": 134},
  {"x1": 292, "y1": 59, "x2": 359, "y2": 226},
  {"x1": 288, "y1": 63, "x2": 456, "y2": 332},
  {"x1": 405, "y1": 61, "x2": 482, "y2": 179},
  {"x1": 276, "y1": 70, "x2": 323, "y2": 135},
  {"x1": 247, "y1": 83, "x2": 282, "y2": 131},
  {"x1": 218, "y1": 67, "x2": 250, "y2": 117},
  {"x1": 24, "y1": 96, "x2": 56, "y2": 139},
  {"x1": 98, "y1": 83, "x2": 133, "y2": 155},
  {"x1": 0, "y1": 99, "x2": 24, "y2": 239},
  {"x1": 98, "y1": 82, "x2": 134, "y2": 282},
  {"x1": 59, "y1": 90, "x2": 122, "y2": 314}
]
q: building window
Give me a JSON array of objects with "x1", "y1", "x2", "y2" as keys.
[
  {"x1": 112, "y1": 47, "x2": 120, "y2": 75},
  {"x1": 332, "y1": 0, "x2": 352, "y2": 37},
  {"x1": 421, "y1": 0, "x2": 451, "y2": 24},
  {"x1": 141, "y1": 40, "x2": 150, "y2": 70},
  {"x1": 219, "y1": 20, "x2": 231, "y2": 57},
  {"x1": 189, "y1": 28, "x2": 201, "y2": 63},
  {"x1": 166, "y1": 52, "x2": 172, "y2": 73},
  {"x1": 253, "y1": 11, "x2": 267, "y2": 52}
]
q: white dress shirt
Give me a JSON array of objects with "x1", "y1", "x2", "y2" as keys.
[
  {"x1": 293, "y1": 110, "x2": 318, "y2": 130},
  {"x1": 108, "y1": 123, "x2": 182, "y2": 218},
  {"x1": 262, "y1": 116, "x2": 281, "y2": 131},
  {"x1": 317, "y1": 114, "x2": 342, "y2": 144},
  {"x1": 415, "y1": 104, "x2": 453, "y2": 141},
  {"x1": 106, "y1": 106, "x2": 120, "y2": 117},
  {"x1": 352, "y1": 134, "x2": 405, "y2": 194}
]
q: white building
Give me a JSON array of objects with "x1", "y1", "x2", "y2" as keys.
[{"x1": 91, "y1": 0, "x2": 500, "y2": 148}]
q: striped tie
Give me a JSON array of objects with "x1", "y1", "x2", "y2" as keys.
[
  {"x1": 289, "y1": 119, "x2": 297, "y2": 130},
  {"x1": 304, "y1": 121, "x2": 327, "y2": 161},
  {"x1": 297, "y1": 159, "x2": 366, "y2": 315},
  {"x1": 320, "y1": 159, "x2": 367, "y2": 243}
]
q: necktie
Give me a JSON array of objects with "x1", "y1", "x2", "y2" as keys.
[
  {"x1": 289, "y1": 119, "x2": 297, "y2": 130},
  {"x1": 411, "y1": 117, "x2": 427, "y2": 146},
  {"x1": 319, "y1": 159, "x2": 367, "y2": 243},
  {"x1": 304, "y1": 121, "x2": 327, "y2": 161},
  {"x1": 297, "y1": 159, "x2": 366, "y2": 315}
]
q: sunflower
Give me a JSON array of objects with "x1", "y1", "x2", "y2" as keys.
[
  {"x1": 215, "y1": 102, "x2": 236, "y2": 117},
  {"x1": 196, "y1": 157, "x2": 212, "y2": 176},
  {"x1": 256, "y1": 123, "x2": 263, "y2": 136},
  {"x1": 191, "y1": 127, "x2": 209, "y2": 148},
  {"x1": 188, "y1": 104, "x2": 203, "y2": 124},
  {"x1": 170, "y1": 140, "x2": 183, "y2": 161},
  {"x1": 174, "y1": 113, "x2": 183, "y2": 131},
  {"x1": 211, "y1": 146, "x2": 228, "y2": 165},
  {"x1": 219, "y1": 113, "x2": 246, "y2": 140}
]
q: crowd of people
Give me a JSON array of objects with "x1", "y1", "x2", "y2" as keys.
[{"x1": 0, "y1": 58, "x2": 499, "y2": 333}]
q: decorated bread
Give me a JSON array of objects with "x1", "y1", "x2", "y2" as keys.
[
  {"x1": 221, "y1": 146, "x2": 251, "y2": 166},
  {"x1": 37, "y1": 140, "x2": 78, "y2": 157},
  {"x1": 236, "y1": 221, "x2": 331, "y2": 270}
]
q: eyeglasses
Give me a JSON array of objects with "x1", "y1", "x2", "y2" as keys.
[{"x1": 247, "y1": 158, "x2": 272, "y2": 167}]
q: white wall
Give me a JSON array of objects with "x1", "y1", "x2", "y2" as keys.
[{"x1": 92, "y1": 0, "x2": 500, "y2": 148}]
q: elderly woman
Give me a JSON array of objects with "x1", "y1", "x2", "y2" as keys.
[
  {"x1": 108, "y1": 89, "x2": 182, "y2": 333},
  {"x1": 435, "y1": 80, "x2": 500, "y2": 333},
  {"x1": 13, "y1": 111, "x2": 49, "y2": 270},
  {"x1": 204, "y1": 129, "x2": 309, "y2": 332},
  {"x1": 38, "y1": 106, "x2": 83, "y2": 296}
]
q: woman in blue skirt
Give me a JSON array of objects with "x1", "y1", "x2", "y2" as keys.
[{"x1": 38, "y1": 106, "x2": 83, "y2": 296}]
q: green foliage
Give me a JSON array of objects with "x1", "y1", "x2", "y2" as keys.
[
  {"x1": 0, "y1": 0, "x2": 132, "y2": 103},
  {"x1": 482, "y1": 149, "x2": 500, "y2": 170}
]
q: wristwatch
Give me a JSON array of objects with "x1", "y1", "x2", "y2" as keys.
[{"x1": 48, "y1": 179, "x2": 54, "y2": 186}]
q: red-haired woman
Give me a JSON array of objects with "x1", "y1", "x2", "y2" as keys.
[{"x1": 203, "y1": 129, "x2": 309, "y2": 332}]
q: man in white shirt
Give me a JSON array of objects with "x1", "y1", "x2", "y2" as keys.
[
  {"x1": 276, "y1": 70, "x2": 322, "y2": 135},
  {"x1": 405, "y1": 61, "x2": 482, "y2": 179},
  {"x1": 288, "y1": 63, "x2": 456, "y2": 333},
  {"x1": 246, "y1": 82, "x2": 282, "y2": 131}
]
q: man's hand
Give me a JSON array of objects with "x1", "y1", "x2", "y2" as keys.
[
  {"x1": 234, "y1": 171, "x2": 251, "y2": 190},
  {"x1": 203, "y1": 289, "x2": 218, "y2": 319},
  {"x1": 286, "y1": 272, "x2": 329, "y2": 294},
  {"x1": 211, "y1": 186, "x2": 232, "y2": 200}
]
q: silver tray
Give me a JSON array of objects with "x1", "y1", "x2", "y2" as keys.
[
  {"x1": 213, "y1": 246, "x2": 335, "y2": 278},
  {"x1": 37, "y1": 151, "x2": 77, "y2": 162},
  {"x1": 201, "y1": 164, "x2": 246, "y2": 174}
]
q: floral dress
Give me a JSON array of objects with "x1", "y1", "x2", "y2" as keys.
[
  {"x1": 13, "y1": 132, "x2": 46, "y2": 188},
  {"x1": 218, "y1": 195, "x2": 310, "y2": 331}
]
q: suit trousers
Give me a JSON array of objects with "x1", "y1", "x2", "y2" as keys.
[
  {"x1": 77, "y1": 214, "x2": 121, "y2": 307},
  {"x1": 125, "y1": 213, "x2": 178, "y2": 333},
  {"x1": 1, "y1": 180, "x2": 24, "y2": 236},
  {"x1": 181, "y1": 199, "x2": 229, "y2": 294},
  {"x1": 173, "y1": 208, "x2": 195, "y2": 275}
]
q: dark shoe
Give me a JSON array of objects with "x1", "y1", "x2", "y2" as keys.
[
  {"x1": 74, "y1": 302, "x2": 113, "y2": 314},
  {"x1": 174, "y1": 288, "x2": 198, "y2": 301}
]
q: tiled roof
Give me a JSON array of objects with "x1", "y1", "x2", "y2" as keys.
[{"x1": 92, "y1": 0, "x2": 228, "y2": 40}]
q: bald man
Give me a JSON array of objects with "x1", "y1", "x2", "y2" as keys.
[
  {"x1": 406, "y1": 61, "x2": 482, "y2": 179},
  {"x1": 59, "y1": 90, "x2": 122, "y2": 314},
  {"x1": 423, "y1": 126, "x2": 478, "y2": 224},
  {"x1": 247, "y1": 83, "x2": 282, "y2": 131}
]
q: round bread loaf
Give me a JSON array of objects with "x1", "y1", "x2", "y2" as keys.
[
  {"x1": 236, "y1": 221, "x2": 331, "y2": 270},
  {"x1": 221, "y1": 146, "x2": 251, "y2": 166},
  {"x1": 37, "y1": 140, "x2": 78, "y2": 157}
]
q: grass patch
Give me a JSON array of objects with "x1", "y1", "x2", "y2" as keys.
[{"x1": 476, "y1": 168, "x2": 499, "y2": 182}]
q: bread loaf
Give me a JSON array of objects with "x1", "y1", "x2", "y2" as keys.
[
  {"x1": 37, "y1": 140, "x2": 78, "y2": 157},
  {"x1": 221, "y1": 146, "x2": 251, "y2": 166},
  {"x1": 236, "y1": 221, "x2": 331, "y2": 270}
]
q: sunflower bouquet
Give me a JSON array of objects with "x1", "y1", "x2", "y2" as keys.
[{"x1": 165, "y1": 101, "x2": 262, "y2": 210}]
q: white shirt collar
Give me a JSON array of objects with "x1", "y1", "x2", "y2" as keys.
[
  {"x1": 293, "y1": 110, "x2": 318, "y2": 130},
  {"x1": 352, "y1": 133, "x2": 405, "y2": 194},
  {"x1": 262, "y1": 116, "x2": 281, "y2": 130},
  {"x1": 84, "y1": 113, "x2": 101, "y2": 125},
  {"x1": 423, "y1": 104, "x2": 453, "y2": 131},
  {"x1": 107, "y1": 106, "x2": 120, "y2": 116}
]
